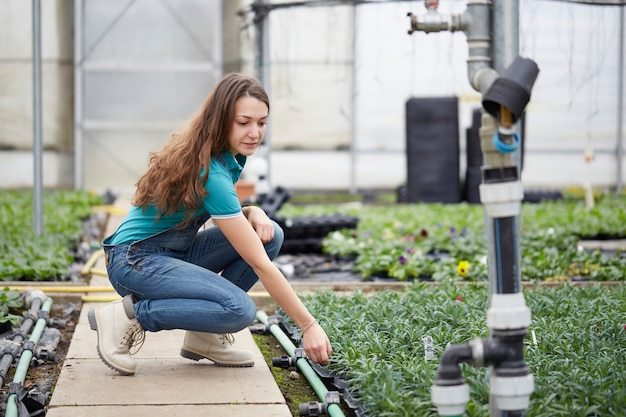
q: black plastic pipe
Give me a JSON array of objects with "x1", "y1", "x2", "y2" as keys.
[{"x1": 435, "y1": 344, "x2": 473, "y2": 385}]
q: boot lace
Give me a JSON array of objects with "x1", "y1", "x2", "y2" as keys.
[
  {"x1": 220, "y1": 334, "x2": 235, "y2": 346},
  {"x1": 122, "y1": 320, "x2": 146, "y2": 355}
]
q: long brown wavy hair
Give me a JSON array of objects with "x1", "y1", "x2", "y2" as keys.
[{"x1": 133, "y1": 73, "x2": 270, "y2": 223}]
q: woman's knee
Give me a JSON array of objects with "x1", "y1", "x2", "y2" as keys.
[
  {"x1": 230, "y1": 295, "x2": 257, "y2": 329},
  {"x1": 265, "y1": 221, "x2": 284, "y2": 259}
]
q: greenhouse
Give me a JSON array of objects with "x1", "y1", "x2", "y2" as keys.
[{"x1": 0, "y1": 1, "x2": 624, "y2": 417}]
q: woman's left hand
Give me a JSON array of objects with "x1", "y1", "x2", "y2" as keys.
[
  {"x1": 302, "y1": 322, "x2": 333, "y2": 365},
  {"x1": 243, "y1": 206, "x2": 275, "y2": 243}
]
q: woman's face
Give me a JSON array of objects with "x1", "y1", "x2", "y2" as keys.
[{"x1": 227, "y1": 96, "x2": 268, "y2": 156}]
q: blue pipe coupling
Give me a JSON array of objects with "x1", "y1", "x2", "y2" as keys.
[{"x1": 492, "y1": 128, "x2": 520, "y2": 153}]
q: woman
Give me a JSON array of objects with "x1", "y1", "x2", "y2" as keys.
[{"x1": 89, "y1": 73, "x2": 332, "y2": 376}]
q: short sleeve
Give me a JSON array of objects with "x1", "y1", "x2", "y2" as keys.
[{"x1": 202, "y1": 158, "x2": 243, "y2": 219}]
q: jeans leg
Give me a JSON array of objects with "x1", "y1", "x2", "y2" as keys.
[
  {"x1": 108, "y1": 251, "x2": 256, "y2": 334},
  {"x1": 183, "y1": 221, "x2": 284, "y2": 291}
]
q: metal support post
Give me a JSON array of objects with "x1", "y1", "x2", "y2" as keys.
[
  {"x1": 73, "y1": 0, "x2": 84, "y2": 190},
  {"x1": 32, "y1": 0, "x2": 43, "y2": 236}
]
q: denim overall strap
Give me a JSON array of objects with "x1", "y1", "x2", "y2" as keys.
[{"x1": 132, "y1": 212, "x2": 212, "y2": 252}]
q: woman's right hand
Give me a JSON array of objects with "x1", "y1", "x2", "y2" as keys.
[{"x1": 302, "y1": 322, "x2": 333, "y2": 365}]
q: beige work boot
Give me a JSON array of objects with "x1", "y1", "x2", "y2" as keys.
[
  {"x1": 88, "y1": 295, "x2": 145, "y2": 376},
  {"x1": 180, "y1": 332, "x2": 254, "y2": 367}
]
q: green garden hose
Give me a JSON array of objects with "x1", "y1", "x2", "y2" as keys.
[{"x1": 256, "y1": 310, "x2": 346, "y2": 417}]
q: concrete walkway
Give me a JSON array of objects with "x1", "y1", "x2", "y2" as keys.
[
  {"x1": 45, "y1": 201, "x2": 293, "y2": 417},
  {"x1": 46, "y1": 309, "x2": 291, "y2": 417},
  {"x1": 46, "y1": 310, "x2": 291, "y2": 417}
]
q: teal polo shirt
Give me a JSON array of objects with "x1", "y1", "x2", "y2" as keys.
[{"x1": 109, "y1": 152, "x2": 246, "y2": 245}]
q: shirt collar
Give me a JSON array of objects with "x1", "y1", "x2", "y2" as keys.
[
  {"x1": 219, "y1": 151, "x2": 247, "y2": 180},
  {"x1": 220, "y1": 151, "x2": 246, "y2": 170}
]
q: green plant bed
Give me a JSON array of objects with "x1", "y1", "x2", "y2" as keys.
[
  {"x1": 277, "y1": 193, "x2": 626, "y2": 282},
  {"x1": 298, "y1": 283, "x2": 626, "y2": 417},
  {"x1": 0, "y1": 190, "x2": 104, "y2": 281}
]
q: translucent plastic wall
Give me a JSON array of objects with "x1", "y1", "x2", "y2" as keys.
[
  {"x1": 73, "y1": 0, "x2": 624, "y2": 192},
  {"x1": 263, "y1": 1, "x2": 625, "y2": 192},
  {"x1": 76, "y1": 0, "x2": 222, "y2": 190}
]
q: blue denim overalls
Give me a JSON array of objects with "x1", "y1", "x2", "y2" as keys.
[{"x1": 101, "y1": 212, "x2": 284, "y2": 333}]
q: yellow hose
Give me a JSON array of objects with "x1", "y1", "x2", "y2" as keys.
[
  {"x1": 81, "y1": 249, "x2": 105, "y2": 276},
  {"x1": 7, "y1": 287, "x2": 120, "y2": 303},
  {"x1": 82, "y1": 295, "x2": 121, "y2": 303},
  {"x1": 7, "y1": 286, "x2": 116, "y2": 293},
  {"x1": 78, "y1": 292, "x2": 271, "y2": 304},
  {"x1": 91, "y1": 205, "x2": 129, "y2": 216}
]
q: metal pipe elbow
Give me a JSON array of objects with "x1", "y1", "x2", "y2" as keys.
[{"x1": 470, "y1": 65, "x2": 499, "y2": 95}]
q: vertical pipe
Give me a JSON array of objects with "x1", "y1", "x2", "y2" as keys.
[
  {"x1": 492, "y1": 0, "x2": 518, "y2": 73},
  {"x1": 490, "y1": 3, "x2": 520, "y2": 416},
  {"x1": 73, "y1": 0, "x2": 84, "y2": 190},
  {"x1": 349, "y1": 5, "x2": 358, "y2": 195},
  {"x1": 32, "y1": 0, "x2": 43, "y2": 236},
  {"x1": 492, "y1": 0, "x2": 521, "y2": 168},
  {"x1": 491, "y1": 216, "x2": 520, "y2": 294},
  {"x1": 488, "y1": 0, "x2": 522, "y2": 298},
  {"x1": 617, "y1": 6, "x2": 624, "y2": 192},
  {"x1": 254, "y1": 0, "x2": 272, "y2": 189},
  {"x1": 215, "y1": 0, "x2": 224, "y2": 77}
]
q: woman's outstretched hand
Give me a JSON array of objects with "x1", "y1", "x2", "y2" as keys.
[
  {"x1": 302, "y1": 322, "x2": 333, "y2": 365},
  {"x1": 240, "y1": 207, "x2": 332, "y2": 365}
]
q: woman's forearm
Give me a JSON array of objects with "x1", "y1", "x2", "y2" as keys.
[{"x1": 255, "y1": 262, "x2": 315, "y2": 329}]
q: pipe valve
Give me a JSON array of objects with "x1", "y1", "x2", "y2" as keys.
[
  {"x1": 248, "y1": 323, "x2": 270, "y2": 334},
  {"x1": 298, "y1": 391, "x2": 341, "y2": 416},
  {"x1": 272, "y1": 347, "x2": 307, "y2": 369},
  {"x1": 407, "y1": 10, "x2": 449, "y2": 34}
]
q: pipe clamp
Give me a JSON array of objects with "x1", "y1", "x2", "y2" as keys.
[
  {"x1": 479, "y1": 181, "x2": 523, "y2": 217},
  {"x1": 487, "y1": 293, "x2": 531, "y2": 330},
  {"x1": 490, "y1": 373, "x2": 534, "y2": 411},
  {"x1": 431, "y1": 383, "x2": 470, "y2": 416}
]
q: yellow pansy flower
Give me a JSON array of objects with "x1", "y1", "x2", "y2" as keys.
[{"x1": 457, "y1": 261, "x2": 470, "y2": 276}]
